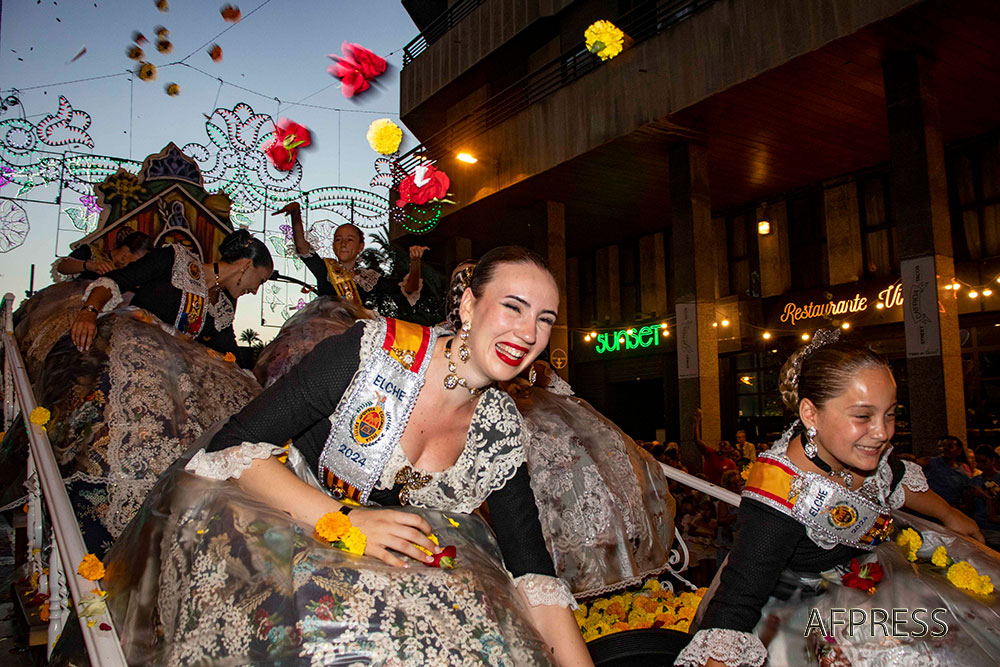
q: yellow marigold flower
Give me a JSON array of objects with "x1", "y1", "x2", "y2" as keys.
[
  {"x1": 29, "y1": 407, "x2": 51, "y2": 426},
  {"x1": 974, "y1": 574, "x2": 994, "y2": 595},
  {"x1": 643, "y1": 579, "x2": 662, "y2": 591},
  {"x1": 366, "y1": 118, "x2": 403, "y2": 155},
  {"x1": 696, "y1": 587, "x2": 708, "y2": 597},
  {"x1": 679, "y1": 592, "x2": 702, "y2": 608},
  {"x1": 671, "y1": 619, "x2": 691, "y2": 633},
  {"x1": 677, "y1": 605, "x2": 697, "y2": 621},
  {"x1": 414, "y1": 532, "x2": 441, "y2": 557},
  {"x1": 612, "y1": 621, "x2": 631, "y2": 633},
  {"x1": 932, "y1": 546, "x2": 951, "y2": 567},
  {"x1": 77, "y1": 553, "x2": 105, "y2": 581},
  {"x1": 223, "y1": 352, "x2": 236, "y2": 362},
  {"x1": 896, "y1": 527, "x2": 922, "y2": 561},
  {"x1": 340, "y1": 526, "x2": 367, "y2": 555},
  {"x1": 315, "y1": 511, "x2": 351, "y2": 542},
  {"x1": 137, "y1": 61, "x2": 158, "y2": 82},
  {"x1": 947, "y1": 561, "x2": 980, "y2": 592},
  {"x1": 447, "y1": 517, "x2": 460, "y2": 527},
  {"x1": 584, "y1": 20, "x2": 625, "y2": 61},
  {"x1": 592, "y1": 621, "x2": 611, "y2": 637}
]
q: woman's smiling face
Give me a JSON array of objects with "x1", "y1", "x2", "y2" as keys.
[{"x1": 458, "y1": 262, "x2": 559, "y2": 384}]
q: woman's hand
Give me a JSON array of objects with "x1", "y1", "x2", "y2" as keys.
[
  {"x1": 88, "y1": 259, "x2": 115, "y2": 275},
  {"x1": 349, "y1": 507, "x2": 441, "y2": 567},
  {"x1": 71, "y1": 310, "x2": 98, "y2": 352},
  {"x1": 277, "y1": 201, "x2": 301, "y2": 216},
  {"x1": 943, "y1": 507, "x2": 985, "y2": 543}
]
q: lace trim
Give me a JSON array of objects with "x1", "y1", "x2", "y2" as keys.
[
  {"x1": 674, "y1": 628, "x2": 767, "y2": 667},
  {"x1": 377, "y1": 389, "x2": 526, "y2": 513},
  {"x1": 545, "y1": 372, "x2": 574, "y2": 396},
  {"x1": 52, "y1": 257, "x2": 76, "y2": 282},
  {"x1": 513, "y1": 574, "x2": 578, "y2": 610},
  {"x1": 207, "y1": 294, "x2": 235, "y2": 331},
  {"x1": 186, "y1": 442, "x2": 285, "y2": 480},
  {"x1": 901, "y1": 459, "x2": 929, "y2": 494},
  {"x1": 358, "y1": 317, "x2": 381, "y2": 367},
  {"x1": 399, "y1": 277, "x2": 423, "y2": 306},
  {"x1": 353, "y1": 267, "x2": 380, "y2": 292},
  {"x1": 83, "y1": 277, "x2": 123, "y2": 312}
]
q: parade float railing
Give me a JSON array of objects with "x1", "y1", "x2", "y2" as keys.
[
  {"x1": 1, "y1": 293, "x2": 127, "y2": 666},
  {"x1": 656, "y1": 462, "x2": 740, "y2": 591}
]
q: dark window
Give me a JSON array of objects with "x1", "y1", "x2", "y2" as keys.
[
  {"x1": 788, "y1": 190, "x2": 827, "y2": 289},
  {"x1": 725, "y1": 212, "x2": 759, "y2": 297},
  {"x1": 948, "y1": 136, "x2": 1000, "y2": 262},
  {"x1": 733, "y1": 351, "x2": 782, "y2": 418},
  {"x1": 859, "y1": 174, "x2": 896, "y2": 278}
]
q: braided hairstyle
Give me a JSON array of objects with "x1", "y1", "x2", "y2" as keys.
[{"x1": 778, "y1": 329, "x2": 890, "y2": 412}]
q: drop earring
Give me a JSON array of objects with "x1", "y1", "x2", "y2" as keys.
[
  {"x1": 458, "y1": 321, "x2": 471, "y2": 362},
  {"x1": 803, "y1": 425, "x2": 818, "y2": 458}
]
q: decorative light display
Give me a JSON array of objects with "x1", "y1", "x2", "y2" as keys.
[{"x1": 0, "y1": 199, "x2": 29, "y2": 253}]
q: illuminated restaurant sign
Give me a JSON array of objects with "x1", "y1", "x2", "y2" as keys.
[
  {"x1": 595, "y1": 325, "x2": 664, "y2": 354},
  {"x1": 767, "y1": 280, "x2": 905, "y2": 328}
]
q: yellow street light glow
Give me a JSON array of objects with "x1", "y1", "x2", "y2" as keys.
[
  {"x1": 712, "y1": 322, "x2": 718, "y2": 327},
  {"x1": 456, "y1": 152, "x2": 478, "y2": 164},
  {"x1": 952, "y1": 282, "x2": 961, "y2": 290},
  {"x1": 584, "y1": 335, "x2": 591, "y2": 342},
  {"x1": 944, "y1": 284, "x2": 953, "y2": 290},
  {"x1": 757, "y1": 220, "x2": 771, "y2": 235},
  {"x1": 660, "y1": 323, "x2": 667, "y2": 329},
  {"x1": 876, "y1": 303, "x2": 885, "y2": 310},
  {"x1": 664, "y1": 330, "x2": 670, "y2": 336},
  {"x1": 801, "y1": 333, "x2": 810, "y2": 341},
  {"x1": 626, "y1": 328, "x2": 634, "y2": 335},
  {"x1": 841, "y1": 322, "x2": 850, "y2": 329},
  {"x1": 762, "y1": 331, "x2": 772, "y2": 340},
  {"x1": 984, "y1": 289, "x2": 994, "y2": 297},
  {"x1": 590, "y1": 331, "x2": 597, "y2": 338},
  {"x1": 721, "y1": 319, "x2": 730, "y2": 327},
  {"x1": 969, "y1": 290, "x2": 980, "y2": 298},
  {"x1": 618, "y1": 336, "x2": 626, "y2": 344}
]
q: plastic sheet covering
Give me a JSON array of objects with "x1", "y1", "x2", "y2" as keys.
[
  {"x1": 749, "y1": 512, "x2": 1000, "y2": 666},
  {"x1": 81, "y1": 427, "x2": 554, "y2": 666},
  {"x1": 12, "y1": 280, "x2": 92, "y2": 382},
  {"x1": 509, "y1": 383, "x2": 676, "y2": 599},
  {"x1": 253, "y1": 295, "x2": 368, "y2": 387},
  {"x1": 6, "y1": 307, "x2": 260, "y2": 554}
]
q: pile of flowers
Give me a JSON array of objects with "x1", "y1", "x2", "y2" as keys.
[
  {"x1": 315, "y1": 511, "x2": 366, "y2": 555},
  {"x1": 897, "y1": 528, "x2": 994, "y2": 595},
  {"x1": 574, "y1": 579, "x2": 706, "y2": 641}
]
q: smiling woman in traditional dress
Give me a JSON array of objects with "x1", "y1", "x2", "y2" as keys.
[
  {"x1": 79, "y1": 245, "x2": 592, "y2": 666},
  {"x1": 676, "y1": 330, "x2": 999, "y2": 667}
]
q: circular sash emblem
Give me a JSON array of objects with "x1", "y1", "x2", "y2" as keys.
[
  {"x1": 353, "y1": 405, "x2": 385, "y2": 445},
  {"x1": 828, "y1": 503, "x2": 859, "y2": 528},
  {"x1": 188, "y1": 262, "x2": 201, "y2": 280}
]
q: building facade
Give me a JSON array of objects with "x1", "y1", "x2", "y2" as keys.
[{"x1": 396, "y1": 0, "x2": 1000, "y2": 462}]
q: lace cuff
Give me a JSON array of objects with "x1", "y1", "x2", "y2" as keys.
[
  {"x1": 513, "y1": 574, "x2": 578, "y2": 610},
  {"x1": 901, "y1": 460, "x2": 929, "y2": 493},
  {"x1": 674, "y1": 628, "x2": 767, "y2": 667},
  {"x1": 52, "y1": 257, "x2": 76, "y2": 282},
  {"x1": 399, "y1": 277, "x2": 423, "y2": 307},
  {"x1": 185, "y1": 442, "x2": 285, "y2": 480},
  {"x1": 83, "y1": 277, "x2": 123, "y2": 312}
]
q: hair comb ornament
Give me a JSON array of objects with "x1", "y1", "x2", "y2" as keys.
[{"x1": 790, "y1": 328, "x2": 842, "y2": 390}]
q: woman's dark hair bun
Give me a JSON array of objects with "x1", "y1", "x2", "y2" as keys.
[{"x1": 219, "y1": 229, "x2": 273, "y2": 269}]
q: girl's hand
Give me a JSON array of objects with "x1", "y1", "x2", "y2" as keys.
[
  {"x1": 71, "y1": 310, "x2": 98, "y2": 352},
  {"x1": 277, "y1": 201, "x2": 301, "y2": 216},
  {"x1": 943, "y1": 507, "x2": 984, "y2": 543},
  {"x1": 349, "y1": 507, "x2": 442, "y2": 567}
]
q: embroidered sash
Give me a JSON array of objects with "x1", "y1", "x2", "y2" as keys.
[
  {"x1": 744, "y1": 458, "x2": 894, "y2": 550},
  {"x1": 318, "y1": 318, "x2": 436, "y2": 503},
  {"x1": 172, "y1": 253, "x2": 208, "y2": 338},
  {"x1": 323, "y1": 258, "x2": 366, "y2": 310}
]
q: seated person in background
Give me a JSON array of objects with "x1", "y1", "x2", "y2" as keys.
[
  {"x1": 735, "y1": 429, "x2": 756, "y2": 462},
  {"x1": 922, "y1": 435, "x2": 973, "y2": 506},
  {"x1": 55, "y1": 231, "x2": 153, "y2": 281},
  {"x1": 965, "y1": 445, "x2": 1000, "y2": 551},
  {"x1": 280, "y1": 201, "x2": 426, "y2": 314}
]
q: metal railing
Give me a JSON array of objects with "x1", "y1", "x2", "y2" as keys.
[
  {"x1": 402, "y1": 0, "x2": 491, "y2": 66},
  {"x1": 1, "y1": 293, "x2": 127, "y2": 665},
  {"x1": 397, "y1": 0, "x2": 718, "y2": 175}
]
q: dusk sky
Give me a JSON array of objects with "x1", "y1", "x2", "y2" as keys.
[{"x1": 0, "y1": 0, "x2": 420, "y2": 339}]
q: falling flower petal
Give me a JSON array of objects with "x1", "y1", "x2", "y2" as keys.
[
  {"x1": 155, "y1": 0, "x2": 168, "y2": 11},
  {"x1": 328, "y1": 42, "x2": 386, "y2": 98},
  {"x1": 99, "y1": 622, "x2": 112, "y2": 631},
  {"x1": 156, "y1": 39, "x2": 173, "y2": 54},
  {"x1": 155, "y1": 25, "x2": 169, "y2": 38},
  {"x1": 132, "y1": 31, "x2": 147, "y2": 45},
  {"x1": 165, "y1": 82, "x2": 180, "y2": 96},
  {"x1": 67, "y1": 45, "x2": 87, "y2": 63},
  {"x1": 208, "y1": 44, "x2": 223, "y2": 62},
  {"x1": 127, "y1": 45, "x2": 144, "y2": 60},
  {"x1": 221, "y1": 4, "x2": 241, "y2": 22}
]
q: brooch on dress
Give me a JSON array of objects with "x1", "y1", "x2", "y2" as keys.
[{"x1": 395, "y1": 465, "x2": 432, "y2": 505}]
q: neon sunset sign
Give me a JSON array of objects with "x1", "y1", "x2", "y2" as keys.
[{"x1": 595, "y1": 325, "x2": 664, "y2": 354}]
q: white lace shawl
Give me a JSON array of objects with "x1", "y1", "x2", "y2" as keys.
[{"x1": 675, "y1": 628, "x2": 767, "y2": 667}]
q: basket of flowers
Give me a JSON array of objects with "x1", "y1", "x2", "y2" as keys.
[{"x1": 578, "y1": 579, "x2": 704, "y2": 665}]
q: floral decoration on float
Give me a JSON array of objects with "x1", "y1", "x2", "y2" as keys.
[
  {"x1": 575, "y1": 578, "x2": 706, "y2": 640},
  {"x1": 584, "y1": 20, "x2": 626, "y2": 61}
]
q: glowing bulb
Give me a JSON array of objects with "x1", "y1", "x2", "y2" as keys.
[
  {"x1": 984, "y1": 289, "x2": 994, "y2": 296},
  {"x1": 456, "y1": 152, "x2": 478, "y2": 164},
  {"x1": 876, "y1": 303, "x2": 885, "y2": 310},
  {"x1": 953, "y1": 283, "x2": 961, "y2": 290},
  {"x1": 969, "y1": 290, "x2": 979, "y2": 298},
  {"x1": 762, "y1": 332, "x2": 772, "y2": 340},
  {"x1": 626, "y1": 328, "x2": 634, "y2": 335},
  {"x1": 618, "y1": 336, "x2": 625, "y2": 344},
  {"x1": 801, "y1": 333, "x2": 810, "y2": 341},
  {"x1": 721, "y1": 319, "x2": 730, "y2": 327},
  {"x1": 757, "y1": 220, "x2": 771, "y2": 235},
  {"x1": 944, "y1": 284, "x2": 953, "y2": 290},
  {"x1": 584, "y1": 335, "x2": 591, "y2": 342},
  {"x1": 590, "y1": 331, "x2": 597, "y2": 338},
  {"x1": 660, "y1": 323, "x2": 667, "y2": 329},
  {"x1": 712, "y1": 322, "x2": 718, "y2": 328},
  {"x1": 841, "y1": 322, "x2": 850, "y2": 329},
  {"x1": 664, "y1": 330, "x2": 670, "y2": 336}
]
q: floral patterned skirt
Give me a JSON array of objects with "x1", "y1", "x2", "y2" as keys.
[
  {"x1": 10, "y1": 308, "x2": 260, "y2": 555},
  {"x1": 70, "y1": 443, "x2": 555, "y2": 666}
]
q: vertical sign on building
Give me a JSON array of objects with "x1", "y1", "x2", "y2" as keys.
[
  {"x1": 901, "y1": 256, "x2": 941, "y2": 358},
  {"x1": 677, "y1": 302, "x2": 699, "y2": 378}
]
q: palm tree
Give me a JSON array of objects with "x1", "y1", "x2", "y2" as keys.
[{"x1": 239, "y1": 328, "x2": 261, "y2": 346}]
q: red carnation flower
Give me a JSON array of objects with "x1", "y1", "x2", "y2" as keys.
[
  {"x1": 265, "y1": 118, "x2": 311, "y2": 172},
  {"x1": 396, "y1": 163, "x2": 450, "y2": 207},
  {"x1": 328, "y1": 42, "x2": 386, "y2": 98},
  {"x1": 841, "y1": 558, "x2": 883, "y2": 593},
  {"x1": 425, "y1": 544, "x2": 457, "y2": 569}
]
